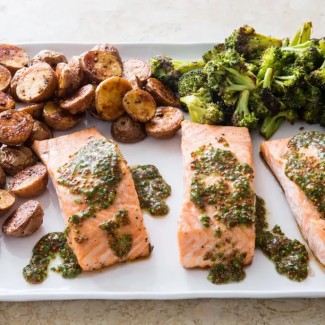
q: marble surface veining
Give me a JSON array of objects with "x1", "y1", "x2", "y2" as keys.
[{"x1": 1, "y1": 0, "x2": 325, "y2": 324}]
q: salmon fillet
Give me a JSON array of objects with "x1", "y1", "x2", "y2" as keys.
[
  {"x1": 178, "y1": 121, "x2": 255, "y2": 268},
  {"x1": 261, "y1": 132, "x2": 325, "y2": 266},
  {"x1": 33, "y1": 127, "x2": 151, "y2": 271}
]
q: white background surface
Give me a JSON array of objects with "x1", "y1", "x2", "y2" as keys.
[{"x1": 1, "y1": 0, "x2": 325, "y2": 323}]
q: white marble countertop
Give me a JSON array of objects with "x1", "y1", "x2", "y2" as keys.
[{"x1": 1, "y1": 0, "x2": 325, "y2": 323}]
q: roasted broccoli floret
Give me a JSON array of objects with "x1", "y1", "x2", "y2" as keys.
[
  {"x1": 301, "y1": 84, "x2": 323, "y2": 124},
  {"x1": 178, "y1": 69, "x2": 207, "y2": 97},
  {"x1": 311, "y1": 61, "x2": 325, "y2": 90},
  {"x1": 260, "y1": 110, "x2": 298, "y2": 139},
  {"x1": 203, "y1": 43, "x2": 225, "y2": 62},
  {"x1": 289, "y1": 22, "x2": 312, "y2": 46},
  {"x1": 273, "y1": 67, "x2": 305, "y2": 92}
]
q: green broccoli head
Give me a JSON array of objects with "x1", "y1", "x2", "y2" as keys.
[
  {"x1": 273, "y1": 67, "x2": 305, "y2": 92},
  {"x1": 203, "y1": 43, "x2": 225, "y2": 62},
  {"x1": 256, "y1": 47, "x2": 283, "y2": 80},
  {"x1": 178, "y1": 69, "x2": 207, "y2": 97},
  {"x1": 301, "y1": 84, "x2": 323, "y2": 124},
  {"x1": 293, "y1": 46, "x2": 324, "y2": 73},
  {"x1": 310, "y1": 65, "x2": 325, "y2": 90}
]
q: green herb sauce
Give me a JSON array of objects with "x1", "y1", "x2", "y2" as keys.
[
  {"x1": 131, "y1": 165, "x2": 171, "y2": 216},
  {"x1": 23, "y1": 232, "x2": 82, "y2": 284},
  {"x1": 255, "y1": 196, "x2": 309, "y2": 282}
]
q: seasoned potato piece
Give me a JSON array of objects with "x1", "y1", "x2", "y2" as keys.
[
  {"x1": 82, "y1": 50, "x2": 123, "y2": 83},
  {"x1": 10, "y1": 67, "x2": 27, "y2": 101},
  {"x1": 16, "y1": 62, "x2": 58, "y2": 103},
  {"x1": 0, "y1": 110, "x2": 33, "y2": 146},
  {"x1": 0, "y1": 166, "x2": 6, "y2": 189},
  {"x1": 0, "y1": 92, "x2": 15, "y2": 112},
  {"x1": 91, "y1": 44, "x2": 122, "y2": 62},
  {"x1": 0, "y1": 189, "x2": 15, "y2": 216},
  {"x1": 18, "y1": 103, "x2": 45, "y2": 119},
  {"x1": 8, "y1": 164, "x2": 48, "y2": 197},
  {"x1": 27, "y1": 120, "x2": 52, "y2": 144},
  {"x1": 145, "y1": 106, "x2": 184, "y2": 139},
  {"x1": 60, "y1": 84, "x2": 95, "y2": 114},
  {"x1": 0, "y1": 65, "x2": 11, "y2": 92},
  {"x1": 68, "y1": 56, "x2": 85, "y2": 83},
  {"x1": 2, "y1": 200, "x2": 43, "y2": 237},
  {"x1": 56, "y1": 62, "x2": 81, "y2": 98},
  {"x1": 31, "y1": 50, "x2": 67, "y2": 69},
  {"x1": 111, "y1": 115, "x2": 147, "y2": 143},
  {"x1": 146, "y1": 78, "x2": 181, "y2": 108},
  {"x1": 0, "y1": 44, "x2": 29, "y2": 72},
  {"x1": 0, "y1": 145, "x2": 36, "y2": 176},
  {"x1": 95, "y1": 77, "x2": 132, "y2": 120},
  {"x1": 122, "y1": 89, "x2": 156, "y2": 122},
  {"x1": 43, "y1": 101, "x2": 84, "y2": 130},
  {"x1": 122, "y1": 59, "x2": 151, "y2": 83}
]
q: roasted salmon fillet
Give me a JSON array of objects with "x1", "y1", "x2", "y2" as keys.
[
  {"x1": 178, "y1": 121, "x2": 255, "y2": 268},
  {"x1": 261, "y1": 131, "x2": 325, "y2": 266},
  {"x1": 33, "y1": 127, "x2": 151, "y2": 271}
]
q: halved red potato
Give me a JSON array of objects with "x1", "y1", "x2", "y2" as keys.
[
  {"x1": 18, "y1": 103, "x2": 45, "y2": 120},
  {"x1": 10, "y1": 67, "x2": 27, "y2": 101},
  {"x1": 0, "y1": 189, "x2": 15, "y2": 217},
  {"x1": 56, "y1": 62, "x2": 81, "y2": 98},
  {"x1": 31, "y1": 50, "x2": 67, "y2": 69},
  {"x1": 0, "y1": 44, "x2": 29, "y2": 72},
  {"x1": 0, "y1": 92, "x2": 15, "y2": 112},
  {"x1": 0, "y1": 65, "x2": 11, "y2": 92},
  {"x1": 68, "y1": 56, "x2": 85, "y2": 83},
  {"x1": 91, "y1": 44, "x2": 122, "y2": 62},
  {"x1": 27, "y1": 120, "x2": 52, "y2": 144},
  {"x1": 122, "y1": 59, "x2": 151, "y2": 84}
]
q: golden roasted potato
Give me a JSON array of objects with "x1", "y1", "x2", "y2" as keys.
[
  {"x1": 43, "y1": 101, "x2": 84, "y2": 130},
  {"x1": 111, "y1": 115, "x2": 147, "y2": 143},
  {"x1": 0, "y1": 44, "x2": 29, "y2": 72},
  {"x1": 122, "y1": 89, "x2": 156, "y2": 122},
  {"x1": 0, "y1": 64, "x2": 11, "y2": 92},
  {"x1": 91, "y1": 44, "x2": 122, "y2": 62},
  {"x1": 10, "y1": 67, "x2": 27, "y2": 101},
  {"x1": 0, "y1": 166, "x2": 6, "y2": 189},
  {"x1": 0, "y1": 92, "x2": 15, "y2": 112},
  {"x1": 0, "y1": 110, "x2": 33, "y2": 146},
  {"x1": 145, "y1": 106, "x2": 184, "y2": 139},
  {"x1": 16, "y1": 62, "x2": 58, "y2": 103},
  {"x1": 122, "y1": 59, "x2": 151, "y2": 84},
  {"x1": 81, "y1": 50, "x2": 123, "y2": 83},
  {"x1": 8, "y1": 164, "x2": 48, "y2": 197},
  {"x1": 0, "y1": 145, "x2": 36, "y2": 176},
  {"x1": 0, "y1": 189, "x2": 15, "y2": 216},
  {"x1": 68, "y1": 56, "x2": 85, "y2": 83},
  {"x1": 145, "y1": 78, "x2": 181, "y2": 108},
  {"x1": 60, "y1": 84, "x2": 95, "y2": 114},
  {"x1": 2, "y1": 200, "x2": 43, "y2": 237},
  {"x1": 27, "y1": 120, "x2": 52, "y2": 144},
  {"x1": 31, "y1": 50, "x2": 67, "y2": 69},
  {"x1": 18, "y1": 103, "x2": 45, "y2": 120},
  {"x1": 55, "y1": 62, "x2": 81, "y2": 98},
  {"x1": 95, "y1": 77, "x2": 132, "y2": 120}
]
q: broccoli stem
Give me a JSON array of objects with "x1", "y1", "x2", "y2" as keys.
[
  {"x1": 289, "y1": 22, "x2": 312, "y2": 46},
  {"x1": 235, "y1": 89, "x2": 250, "y2": 117},
  {"x1": 281, "y1": 40, "x2": 314, "y2": 52},
  {"x1": 263, "y1": 68, "x2": 274, "y2": 88},
  {"x1": 247, "y1": 35, "x2": 282, "y2": 50},
  {"x1": 225, "y1": 67, "x2": 256, "y2": 90},
  {"x1": 173, "y1": 60, "x2": 205, "y2": 73},
  {"x1": 260, "y1": 114, "x2": 286, "y2": 140}
]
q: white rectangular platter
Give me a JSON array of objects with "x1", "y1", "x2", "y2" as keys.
[{"x1": 0, "y1": 43, "x2": 324, "y2": 301}]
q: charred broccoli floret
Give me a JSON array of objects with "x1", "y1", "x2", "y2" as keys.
[
  {"x1": 178, "y1": 69, "x2": 208, "y2": 97},
  {"x1": 301, "y1": 84, "x2": 323, "y2": 124},
  {"x1": 202, "y1": 43, "x2": 225, "y2": 62},
  {"x1": 311, "y1": 61, "x2": 325, "y2": 90}
]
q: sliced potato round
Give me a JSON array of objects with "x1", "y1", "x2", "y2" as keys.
[
  {"x1": 0, "y1": 92, "x2": 15, "y2": 112},
  {"x1": 0, "y1": 189, "x2": 15, "y2": 216},
  {"x1": 18, "y1": 103, "x2": 45, "y2": 119},
  {"x1": 56, "y1": 62, "x2": 81, "y2": 98},
  {"x1": 16, "y1": 62, "x2": 58, "y2": 103},
  {"x1": 0, "y1": 64, "x2": 11, "y2": 92},
  {"x1": 81, "y1": 50, "x2": 123, "y2": 83},
  {"x1": 2, "y1": 200, "x2": 43, "y2": 237},
  {"x1": 43, "y1": 101, "x2": 84, "y2": 130},
  {"x1": 10, "y1": 67, "x2": 27, "y2": 101},
  {"x1": 68, "y1": 56, "x2": 85, "y2": 83},
  {"x1": 122, "y1": 59, "x2": 151, "y2": 83},
  {"x1": 0, "y1": 110, "x2": 33, "y2": 146},
  {"x1": 145, "y1": 106, "x2": 184, "y2": 139},
  {"x1": 0, "y1": 44, "x2": 29, "y2": 72},
  {"x1": 0, "y1": 166, "x2": 6, "y2": 189},
  {"x1": 31, "y1": 50, "x2": 67, "y2": 69},
  {"x1": 0, "y1": 145, "x2": 36, "y2": 176},
  {"x1": 122, "y1": 89, "x2": 156, "y2": 122},
  {"x1": 145, "y1": 78, "x2": 181, "y2": 108},
  {"x1": 95, "y1": 77, "x2": 132, "y2": 121},
  {"x1": 91, "y1": 44, "x2": 122, "y2": 62},
  {"x1": 27, "y1": 120, "x2": 52, "y2": 144},
  {"x1": 60, "y1": 84, "x2": 95, "y2": 114},
  {"x1": 111, "y1": 115, "x2": 147, "y2": 143},
  {"x1": 8, "y1": 164, "x2": 48, "y2": 197}
]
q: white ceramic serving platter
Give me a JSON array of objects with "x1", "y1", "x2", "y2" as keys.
[{"x1": 0, "y1": 43, "x2": 324, "y2": 301}]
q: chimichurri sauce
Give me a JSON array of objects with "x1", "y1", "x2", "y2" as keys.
[
  {"x1": 255, "y1": 196, "x2": 309, "y2": 282},
  {"x1": 23, "y1": 232, "x2": 82, "y2": 284},
  {"x1": 131, "y1": 165, "x2": 171, "y2": 216},
  {"x1": 284, "y1": 131, "x2": 324, "y2": 217}
]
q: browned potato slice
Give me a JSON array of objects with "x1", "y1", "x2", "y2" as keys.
[
  {"x1": 68, "y1": 56, "x2": 85, "y2": 83},
  {"x1": 0, "y1": 92, "x2": 15, "y2": 112},
  {"x1": 0, "y1": 189, "x2": 15, "y2": 216},
  {"x1": 111, "y1": 115, "x2": 147, "y2": 143},
  {"x1": 43, "y1": 101, "x2": 84, "y2": 130},
  {"x1": 0, "y1": 166, "x2": 6, "y2": 189},
  {"x1": 0, "y1": 65, "x2": 11, "y2": 92},
  {"x1": 8, "y1": 164, "x2": 48, "y2": 197},
  {"x1": 95, "y1": 77, "x2": 132, "y2": 120},
  {"x1": 0, "y1": 110, "x2": 33, "y2": 146},
  {"x1": 56, "y1": 62, "x2": 81, "y2": 98},
  {"x1": 91, "y1": 44, "x2": 122, "y2": 62},
  {"x1": 122, "y1": 59, "x2": 151, "y2": 83},
  {"x1": 60, "y1": 84, "x2": 95, "y2": 114},
  {"x1": 122, "y1": 89, "x2": 156, "y2": 122},
  {"x1": 27, "y1": 120, "x2": 52, "y2": 144},
  {"x1": 18, "y1": 103, "x2": 45, "y2": 119},
  {"x1": 145, "y1": 78, "x2": 181, "y2": 108},
  {"x1": 10, "y1": 67, "x2": 27, "y2": 101},
  {"x1": 81, "y1": 50, "x2": 122, "y2": 83},
  {"x1": 145, "y1": 106, "x2": 184, "y2": 139},
  {"x1": 16, "y1": 62, "x2": 58, "y2": 103},
  {"x1": 0, "y1": 44, "x2": 29, "y2": 72},
  {"x1": 0, "y1": 145, "x2": 36, "y2": 176},
  {"x1": 2, "y1": 200, "x2": 43, "y2": 237},
  {"x1": 31, "y1": 50, "x2": 67, "y2": 69}
]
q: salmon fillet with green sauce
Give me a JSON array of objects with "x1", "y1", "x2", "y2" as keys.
[
  {"x1": 33, "y1": 127, "x2": 151, "y2": 271},
  {"x1": 178, "y1": 121, "x2": 256, "y2": 283},
  {"x1": 261, "y1": 131, "x2": 325, "y2": 266}
]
